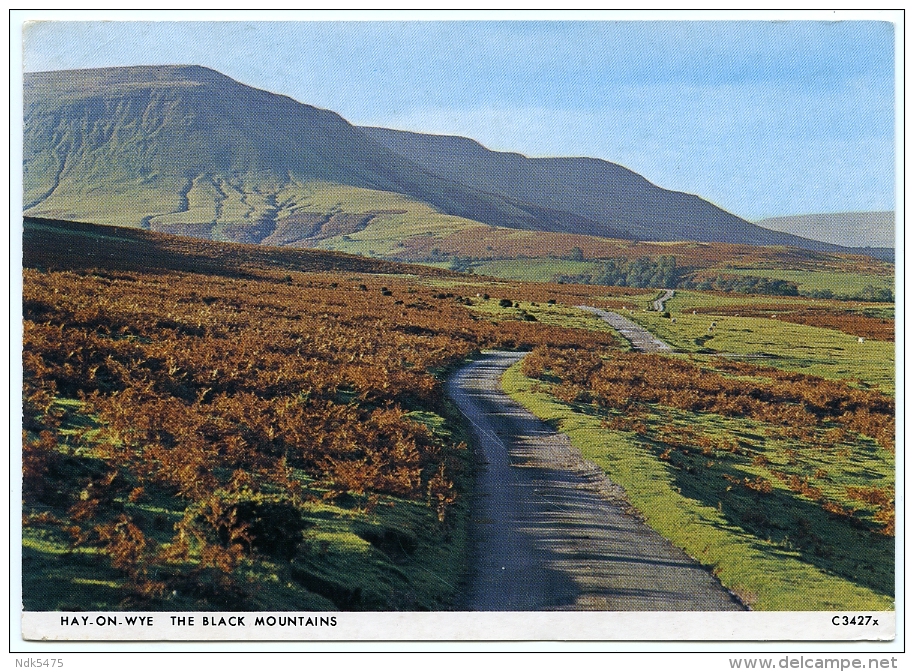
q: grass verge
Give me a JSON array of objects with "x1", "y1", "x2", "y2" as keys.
[
  {"x1": 502, "y1": 362, "x2": 894, "y2": 611},
  {"x1": 624, "y1": 305, "x2": 894, "y2": 394}
]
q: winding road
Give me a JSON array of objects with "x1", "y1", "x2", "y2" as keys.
[
  {"x1": 577, "y1": 305, "x2": 671, "y2": 352},
  {"x1": 652, "y1": 288, "x2": 676, "y2": 312},
  {"x1": 447, "y1": 350, "x2": 744, "y2": 611}
]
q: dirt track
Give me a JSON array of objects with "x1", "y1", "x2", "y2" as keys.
[{"x1": 447, "y1": 350, "x2": 744, "y2": 611}]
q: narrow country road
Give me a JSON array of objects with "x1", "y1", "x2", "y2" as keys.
[
  {"x1": 652, "y1": 288, "x2": 676, "y2": 312},
  {"x1": 578, "y1": 305, "x2": 672, "y2": 352},
  {"x1": 447, "y1": 351, "x2": 744, "y2": 611}
]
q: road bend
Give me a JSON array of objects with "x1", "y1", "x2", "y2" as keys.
[
  {"x1": 652, "y1": 289, "x2": 676, "y2": 312},
  {"x1": 447, "y1": 350, "x2": 744, "y2": 611},
  {"x1": 577, "y1": 305, "x2": 672, "y2": 352}
]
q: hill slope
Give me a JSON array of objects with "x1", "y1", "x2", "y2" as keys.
[
  {"x1": 25, "y1": 65, "x2": 605, "y2": 240},
  {"x1": 756, "y1": 212, "x2": 895, "y2": 252},
  {"x1": 24, "y1": 64, "x2": 865, "y2": 258},
  {"x1": 361, "y1": 127, "x2": 849, "y2": 252}
]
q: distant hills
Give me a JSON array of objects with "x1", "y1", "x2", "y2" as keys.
[
  {"x1": 23, "y1": 65, "x2": 877, "y2": 259},
  {"x1": 756, "y1": 213, "x2": 895, "y2": 261},
  {"x1": 363, "y1": 127, "x2": 823, "y2": 249}
]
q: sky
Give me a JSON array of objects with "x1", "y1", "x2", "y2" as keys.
[{"x1": 16, "y1": 12, "x2": 899, "y2": 222}]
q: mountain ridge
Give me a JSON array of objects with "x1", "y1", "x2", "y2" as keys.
[
  {"x1": 756, "y1": 212, "x2": 895, "y2": 250},
  {"x1": 362, "y1": 126, "x2": 851, "y2": 251},
  {"x1": 23, "y1": 64, "x2": 873, "y2": 258},
  {"x1": 24, "y1": 65, "x2": 571, "y2": 236}
]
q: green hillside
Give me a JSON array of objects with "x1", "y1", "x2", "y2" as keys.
[
  {"x1": 24, "y1": 65, "x2": 596, "y2": 241},
  {"x1": 23, "y1": 65, "x2": 893, "y2": 300},
  {"x1": 27, "y1": 64, "x2": 872, "y2": 257}
]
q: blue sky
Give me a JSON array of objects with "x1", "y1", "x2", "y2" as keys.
[{"x1": 19, "y1": 15, "x2": 898, "y2": 221}]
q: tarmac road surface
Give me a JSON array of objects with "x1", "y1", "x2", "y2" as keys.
[
  {"x1": 577, "y1": 305, "x2": 672, "y2": 352},
  {"x1": 652, "y1": 289, "x2": 676, "y2": 312},
  {"x1": 447, "y1": 350, "x2": 745, "y2": 611}
]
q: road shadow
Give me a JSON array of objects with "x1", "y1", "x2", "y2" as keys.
[{"x1": 449, "y1": 351, "x2": 745, "y2": 611}]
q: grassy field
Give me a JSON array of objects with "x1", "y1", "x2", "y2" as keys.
[
  {"x1": 22, "y1": 219, "x2": 487, "y2": 611},
  {"x1": 503, "y1": 361, "x2": 894, "y2": 611},
  {"x1": 720, "y1": 267, "x2": 893, "y2": 296},
  {"x1": 469, "y1": 258, "x2": 599, "y2": 282},
  {"x1": 21, "y1": 217, "x2": 896, "y2": 613},
  {"x1": 466, "y1": 297, "x2": 630, "y2": 335},
  {"x1": 24, "y1": 452, "x2": 471, "y2": 611},
  {"x1": 623, "y1": 295, "x2": 895, "y2": 395},
  {"x1": 21, "y1": 217, "x2": 631, "y2": 611},
  {"x1": 496, "y1": 291, "x2": 895, "y2": 611},
  {"x1": 663, "y1": 290, "x2": 894, "y2": 321}
]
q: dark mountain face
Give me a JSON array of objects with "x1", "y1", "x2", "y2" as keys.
[
  {"x1": 24, "y1": 65, "x2": 850, "y2": 254},
  {"x1": 362, "y1": 127, "x2": 848, "y2": 252}
]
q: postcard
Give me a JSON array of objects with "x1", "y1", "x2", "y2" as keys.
[{"x1": 13, "y1": 10, "x2": 901, "y2": 650}]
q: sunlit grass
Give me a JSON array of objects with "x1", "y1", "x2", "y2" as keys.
[
  {"x1": 624, "y1": 307, "x2": 894, "y2": 394},
  {"x1": 722, "y1": 267, "x2": 893, "y2": 295},
  {"x1": 502, "y1": 362, "x2": 894, "y2": 611},
  {"x1": 470, "y1": 258, "x2": 598, "y2": 282}
]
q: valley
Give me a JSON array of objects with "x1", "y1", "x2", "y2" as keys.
[
  {"x1": 18, "y1": 63, "x2": 896, "y2": 616},
  {"x1": 21, "y1": 218, "x2": 895, "y2": 612},
  {"x1": 24, "y1": 66, "x2": 892, "y2": 268}
]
